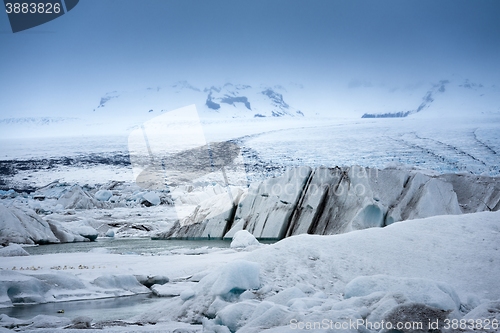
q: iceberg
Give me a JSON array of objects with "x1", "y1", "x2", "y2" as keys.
[
  {"x1": 0, "y1": 204, "x2": 59, "y2": 245},
  {"x1": 230, "y1": 230, "x2": 259, "y2": 249}
]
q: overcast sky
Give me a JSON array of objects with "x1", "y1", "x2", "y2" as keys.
[{"x1": 1, "y1": 0, "x2": 499, "y2": 117}]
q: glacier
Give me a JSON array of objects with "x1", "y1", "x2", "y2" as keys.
[
  {"x1": 135, "y1": 211, "x2": 500, "y2": 332},
  {"x1": 2, "y1": 211, "x2": 499, "y2": 331},
  {"x1": 0, "y1": 93, "x2": 499, "y2": 332},
  {"x1": 161, "y1": 166, "x2": 499, "y2": 240}
]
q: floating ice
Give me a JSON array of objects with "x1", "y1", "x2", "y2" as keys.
[
  {"x1": 94, "y1": 189, "x2": 112, "y2": 202},
  {"x1": 137, "y1": 191, "x2": 161, "y2": 206},
  {"x1": 151, "y1": 281, "x2": 197, "y2": 297},
  {"x1": 0, "y1": 204, "x2": 59, "y2": 245},
  {"x1": 92, "y1": 274, "x2": 150, "y2": 295},
  {"x1": 18, "y1": 314, "x2": 72, "y2": 330},
  {"x1": 230, "y1": 230, "x2": 259, "y2": 248},
  {"x1": 57, "y1": 185, "x2": 101, "y2": 210},
  {"x1": 135, "y1": 274, "x2": 169, "y2": 288},
  {"x1": 0, "y1": 271, "x2": 48, "y2": 307},
  {"x1": 215, "y1": 301, "x2": 258, "y2": 332}
]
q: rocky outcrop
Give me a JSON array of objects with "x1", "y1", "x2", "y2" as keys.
[{"x1": 160, "y1": 166, "x2": 500, "y2": 240}]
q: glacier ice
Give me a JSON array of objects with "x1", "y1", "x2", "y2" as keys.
[
  {"x1": 344, "y1": 275, "x2": 461, "y2": 312},
  {"x1": 0, "y1": 244, "x2": 29, "y2": 257},
  {"x1": 164, "y1": 187, "x2": 245, "y2": 239},
  {"x1": 0, "y1": 204, "x2": 59, "y2": 245},
  {"x1": 92, "y1": 274, "x2": 150, "y2": 295},
  {"x1": 94, "y1": 189, "x2": 112, "y2": 202},
  {"x1": 147, "y1": 211, "x2": 500, "y2": 332},
  {"x1": 139, "y1": 191, "x2": 161, "y2": 206},
  {"x1": 159, "y1": 166, "x2": 499, "y2": 240},
  {"x1": 210, "y1": 260, "x2": 260, "y2": 298},
  {"x1": 230, "y1": 230, "x2": 259, "y2": 249}
]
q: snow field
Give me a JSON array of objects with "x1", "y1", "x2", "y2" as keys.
[
  {"x1": 134, "y1": 211, "x2": 500, "y2": 332},
  {"x1": 0, "y1": 112, "x2": 499, "y2": 331},
  {"x1": 0, "y1": 211, "x2": 499, "y2": 332}
]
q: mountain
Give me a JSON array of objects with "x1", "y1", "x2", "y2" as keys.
[
  {"x1": 361, "y1": 79, "x2": 500, "y2": 118},
  {"x1": 1, "y1": 78, "x2": 498, "y2": 139},
  {"x1": 94, "y1": 82, "x2": 304, "y2": 119},
  {"x1": 0, "y1": 117, "x2": 81, "y2": 139},
  {"x1": 0, "y1": 117, "x2": 78, "y2": 125},
  {"x1": 203, "y1": 83, "x2": 304, "y2": 118}
]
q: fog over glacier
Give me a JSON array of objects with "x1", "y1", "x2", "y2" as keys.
[{"x1": 1, "y1": 1, "x2": 500, "y2": 332}]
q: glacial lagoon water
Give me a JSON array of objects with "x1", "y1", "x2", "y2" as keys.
[
  {"x1": 3, "y1": 238, "x2": 277, "y2": 322},
  {"x1": 23, "y1": 237, "x2": 232, "y2": 255},
  {"x1": 1, "y1": 238, "x2": 235, "y2": 323},
  {"x1": 0, "y1": 293, "x2": 159, "y2": 322}
]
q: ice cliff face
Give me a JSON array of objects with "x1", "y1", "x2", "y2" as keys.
[{"x1": 162, "y1": 166, "x2": 500, "y2": 240}]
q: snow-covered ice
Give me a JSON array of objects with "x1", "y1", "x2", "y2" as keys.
[
  {"x1": 151, "y1": 281, "x2": 197, "y2": 297},
  {"x1": 0, "y1": 244, "x2": 29, "y2": 257},
  {"x1": 123, "y1": 211, "x2": 500, "y2": 332},
  {"x1": 0, "y1": 203, "x2": 499, "y2": 332},
  {"x1": 0, "y1": 110, "x2": 499, "y2": 331},
  {"x1": 0, "y1": 204, "x2": 59, "y2": 245},
  {"x1": 230, "y1": 230, "x2": 259, "y2": 249},
  {"x1": 210, "y1": 260, "x2": 260, "y2": 298},
  {"x1": 161, "y1": 165, "x2": 498, "y2": 240},
  {"x1": 95, "y1": 190, "x2": 113, "y2": 202}
]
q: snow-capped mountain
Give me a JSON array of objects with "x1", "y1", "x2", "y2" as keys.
[
  {"x1": 0, "y1": 117, "x2": 81, "y2": 139},
  {"x1": 361, "y1": 79, "x2": 500, "y2": 118},
  {"x1": 0, "y1": 117, "x2": 79, "y2": 125},
  {"x1": 203, "y1": 83, "x2": 304, "y2": 118},
  {"x1": 91, "y1": 78, "x2": 498, "y2": 123},
  {"x1": 94, "y1": 82, "x2": 304, "y2": 119},
  {"x1": 1, "y1": 78, "x2": 499, "y2": 140}
]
